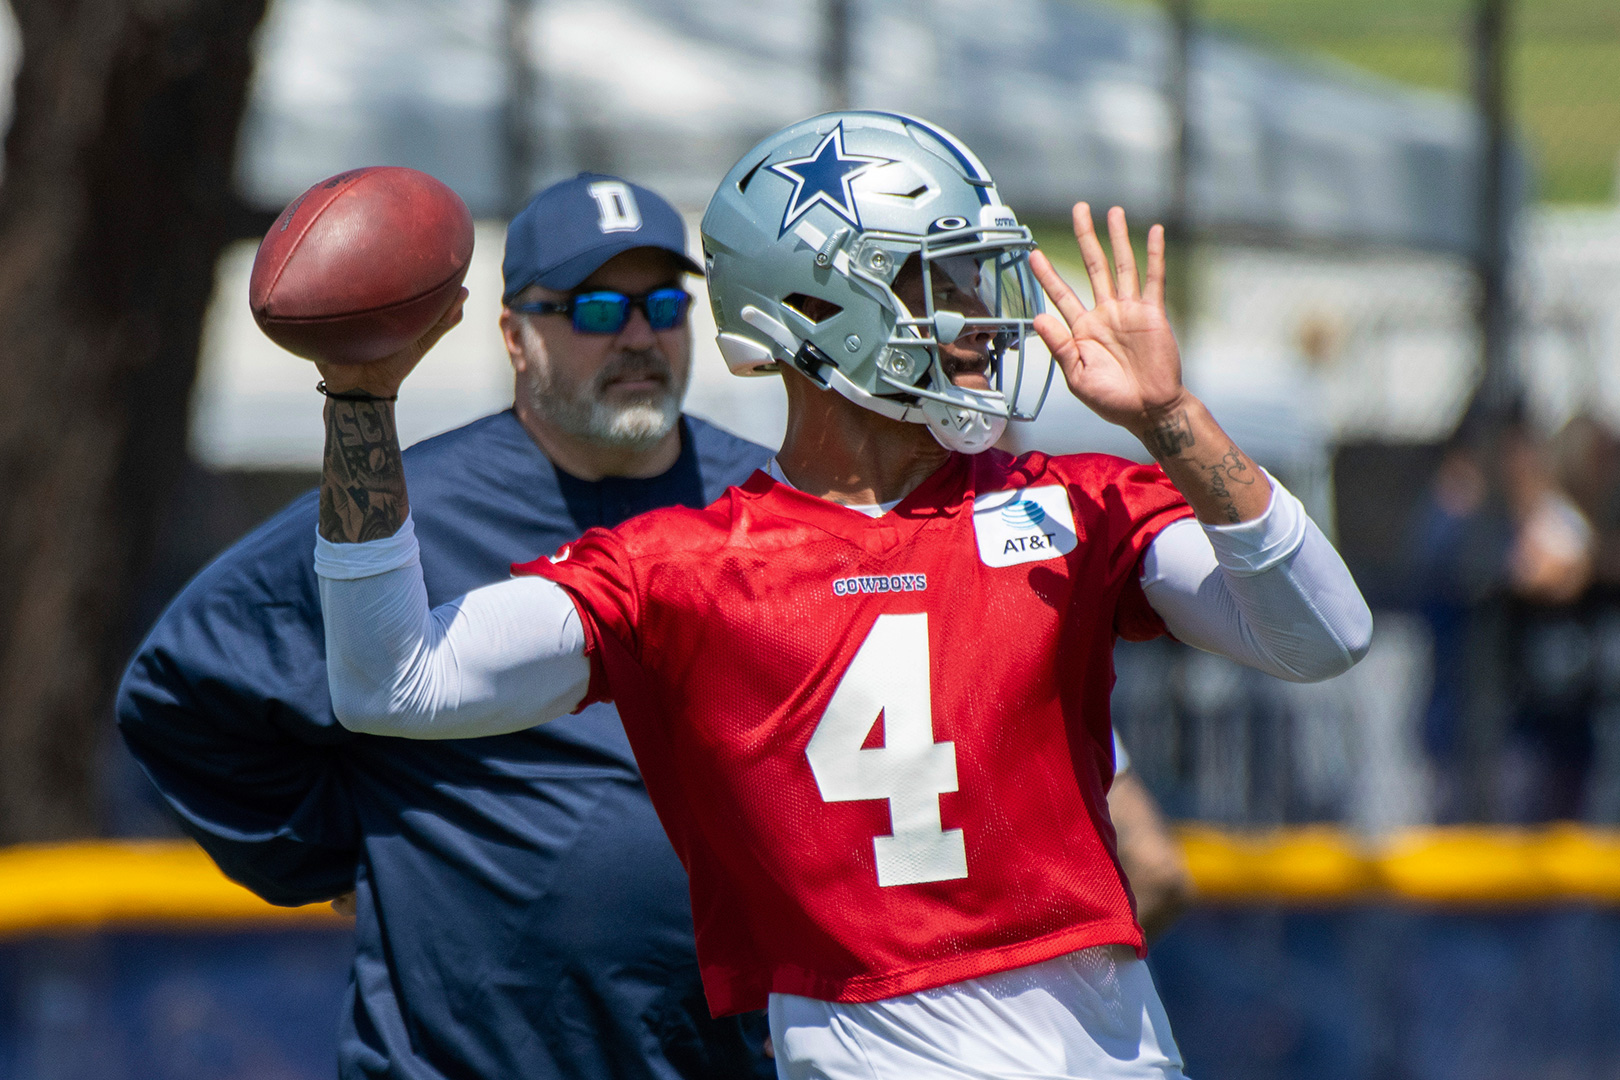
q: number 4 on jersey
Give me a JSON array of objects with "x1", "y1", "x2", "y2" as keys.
[{"x1": 805, "y1": 613, "x2": 968, "y2": 887}]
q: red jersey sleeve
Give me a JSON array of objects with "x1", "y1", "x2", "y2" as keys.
[
  {"x1": 1090, "y1": 458, "x2": 1196, "y2": 642},
  {"x1": 511, "y1": 528, "x2": 640, "y2": 709}
]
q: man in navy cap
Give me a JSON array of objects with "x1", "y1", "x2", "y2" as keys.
[
  {"x1": 117, "y1": 174, "x2": 775, "y2": 1080},
  {"x1": 499, "y1": 175, "x2": 703, "y2": 482}
]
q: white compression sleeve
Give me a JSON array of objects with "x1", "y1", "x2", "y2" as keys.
[
  {"x1": 1140, "y1": 477, "x2": 1372, "y2": 683},
  {"x1": 315, "y1": 515, "x2": 591, "y2": 738}
]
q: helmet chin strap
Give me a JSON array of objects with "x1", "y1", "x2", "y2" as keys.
[
  {"x1": 824, "y1": 364, "x2": 1007, "y2": 453},
  {"x1": 921, "y1": 396, "x2": 1007, "y2": 454}
]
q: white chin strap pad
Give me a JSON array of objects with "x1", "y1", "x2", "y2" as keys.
[
  {"x1": 922, "y1": 398, "x2": 1007, "y2": 454},
  {"x1": 823, "y1": 364, "x2": 1006, "y2": 455}
]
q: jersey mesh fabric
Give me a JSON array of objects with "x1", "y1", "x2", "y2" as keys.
[{"x1": 514, "y1": 450, "x2": 1194, "y2": 1016}]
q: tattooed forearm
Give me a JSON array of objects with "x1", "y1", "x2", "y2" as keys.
[
  {"x1": 319, "y1": 400, "x2": 410, "y2": 542},
  {"x1": 1200, "y1": 445, "x2": 1258, "y2": 523},
  {"x1": 1139, "y1": 395, "x2": 1271, "y2": 524},
  {"x1": 1141, "y1": 408, "x2": 1196, "y2": 461}
]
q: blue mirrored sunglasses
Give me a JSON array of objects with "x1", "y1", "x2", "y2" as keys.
[{"x1": 510, "y1": 287, "x2": 692, "y2": 334}]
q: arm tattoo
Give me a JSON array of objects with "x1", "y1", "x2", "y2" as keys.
[
  {"x1": 1142, "y1": 409, "x2": 1196, "y2": 461},
  {"x1": 1201, "y1": 445, "x2": 1257, "y2": 523},
  {"x1": 319, "y1": 400, "x2": 410, "y2": 542}
]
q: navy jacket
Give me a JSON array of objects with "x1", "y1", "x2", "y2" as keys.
[{"x1": 117, "y1": 411, "x2": 774, "y2": 1080}]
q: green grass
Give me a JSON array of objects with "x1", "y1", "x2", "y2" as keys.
[{"x1": 1107, "y1": 0, "x2": 1620, "y2": 203}]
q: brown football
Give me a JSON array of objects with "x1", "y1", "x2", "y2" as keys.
[{"x1": 249, "y1": 167, "x2": 475, "y2": 365}]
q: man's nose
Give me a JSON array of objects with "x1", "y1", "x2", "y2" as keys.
[
  {"x1": 942, "y1": 316, "x2": 994, "y2": 351},
  {"x1": 615, "y1": 305, "x2": 658, "y2": 348},
  {"x1": 958, "y1": 323, "x2": 995, "y2": 349}
]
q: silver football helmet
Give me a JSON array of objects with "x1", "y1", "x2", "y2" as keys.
[{"x1": 701, "y1": 111, "x2": 1052, "y2": 454}]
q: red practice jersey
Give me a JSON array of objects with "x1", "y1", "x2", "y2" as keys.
[{"x1": 514, "y1": 449, "x2": 1194, "y2": 1015}]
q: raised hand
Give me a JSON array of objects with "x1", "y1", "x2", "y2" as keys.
[
  {"x1": 1030, "y1": 205, "x2": 1187, "y2": 451},
  {"x1": 1031, "y1": 203, "x2": 1271, "y2": 525}
]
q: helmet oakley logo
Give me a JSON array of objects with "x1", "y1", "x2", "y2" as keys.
[
  {"x1": 770, "y1": 125, "x2": 894, "y2": 237},
  {"x1": 587, "y1": 181, "x2": 642, "y2": 234},
  {"x1": 929, "y1": 216, "x2": 969, "y2": 233}
]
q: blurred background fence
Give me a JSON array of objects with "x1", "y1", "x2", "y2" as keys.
[{"x1": 2, "y1": 0, "x2": 1620, "y2": 1077}]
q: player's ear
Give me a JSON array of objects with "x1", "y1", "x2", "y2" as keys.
[{"x1": 499, "y1": 307, "x2": 530, "y2": 373}]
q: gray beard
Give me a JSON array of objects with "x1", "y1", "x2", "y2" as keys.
[{"x1": 519, "y1": 327, "x2": 685, "y2": 450}]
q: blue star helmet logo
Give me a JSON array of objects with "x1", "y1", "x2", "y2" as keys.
[{"x1": 769, "y1": 124, "x2": 894, "y2": 237}]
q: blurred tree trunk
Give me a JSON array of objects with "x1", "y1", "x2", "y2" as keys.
[{"x1": 0, "y1": 0, "x2": 268, "y2": 842}]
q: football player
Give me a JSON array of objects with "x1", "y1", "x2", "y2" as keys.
[{"x1": 310, "y1": 113, "x2": 1371, "y2": 1078}]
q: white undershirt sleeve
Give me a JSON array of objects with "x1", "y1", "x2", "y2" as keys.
[
  {"x1": 315, "y1": 515, "x2": 592, "y2": 738},
  {"x1": 1140, "y1": 476, "x2": 1372, "y2": 683}
]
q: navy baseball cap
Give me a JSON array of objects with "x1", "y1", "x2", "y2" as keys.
[{"x1": 502, "y1": 172, "x2": 701, "y2": 301}]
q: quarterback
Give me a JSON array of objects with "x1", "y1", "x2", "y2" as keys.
[{"x1": 313, "y1": 113, "x2": 1370, "y2": 1078}]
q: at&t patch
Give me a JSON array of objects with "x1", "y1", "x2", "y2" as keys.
[{"x1": 971, "y1": 485, "x2": 1078, "y2": 567}]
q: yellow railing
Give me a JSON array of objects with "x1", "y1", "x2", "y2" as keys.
[
  {"x1": 3, "y1": 827, "x2": 1620, "y2": 937},
  {"x1": 0, "y1": 840, "x2": 343, "y2": 937},
  {"x1": 1177, "y1": 824, "x2": 1620, "y2": 905}
]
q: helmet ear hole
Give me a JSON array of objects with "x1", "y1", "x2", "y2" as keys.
[{"x1": 782, "y1": 294, "x2": 843, "y2": 324}]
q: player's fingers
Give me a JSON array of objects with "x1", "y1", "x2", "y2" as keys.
[
  {"x1": 1108, "y1": 207, "x2": 1139, "y2": 301},
  {"x1": 1071, "y1": 202, "x2": 1115, "y2": 304},
  {"x1": 418, "y1": 288, "x2": 470, "y2": 351},
  {"x1": 1029, "y1": 250, "x2": 1089, "y2": 329},
  {"x1": 1143, "y1": 224, "x2": 1166, "y2": 309},
  {"x1": 1033, "y1": 311, "x2": 1081, "y2": 368},
  {"x1": 440, "y1": 286, "x2": 470, "y2": 329}
]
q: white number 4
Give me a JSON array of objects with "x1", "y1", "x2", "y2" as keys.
[{"x1": 805, "y1": 613, "x2": 968, "y2": 887}]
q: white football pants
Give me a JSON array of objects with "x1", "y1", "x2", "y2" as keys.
[{"x1": 769, "y1": 945, "x2": 1187, "y2": 1080}]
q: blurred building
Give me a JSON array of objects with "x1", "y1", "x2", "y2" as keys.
[
  {"x1": 235, "y1": 0, "x2": 1492, "y2": 249},
  {"x1": 180, "y1": 0, "x2": 1515, "y2": 470}
]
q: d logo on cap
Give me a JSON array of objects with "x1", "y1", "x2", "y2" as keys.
[
  {"x1": 501, "y1": 172, "x2": 699, "y2": 300},
  {"x1": 588, "y1": 181, "x2": 642, "y2": 234}
]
